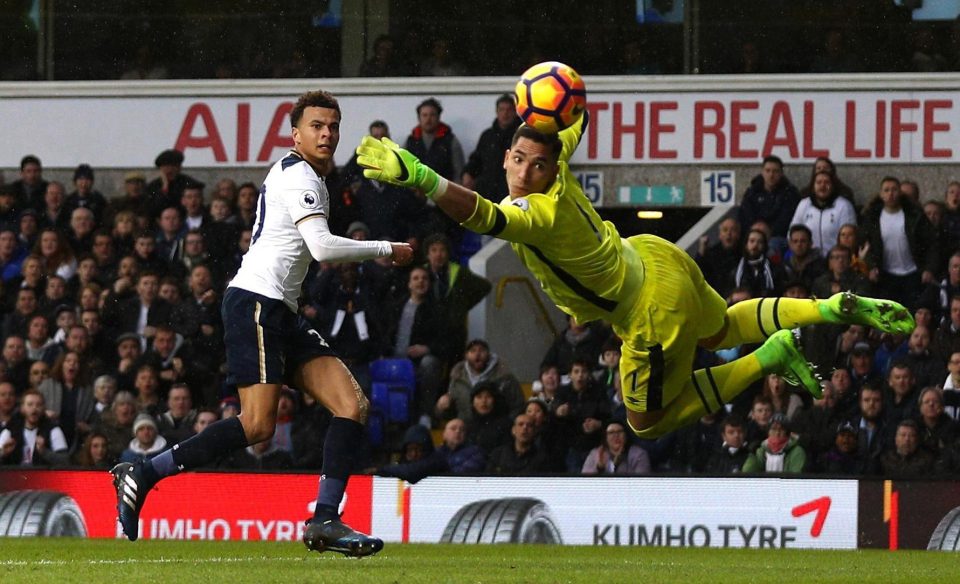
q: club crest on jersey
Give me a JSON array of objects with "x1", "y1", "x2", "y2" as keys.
[
  {"x1": 300, "y1": 190, "x2": 321, "y2": 209},
  {"x1": 511, "y1": 198, "x2": 530, "y2": 211}
]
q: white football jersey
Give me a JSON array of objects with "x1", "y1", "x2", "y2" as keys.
[{"x1": 228, "y1": 151, "x2": 336, "y2": 311}]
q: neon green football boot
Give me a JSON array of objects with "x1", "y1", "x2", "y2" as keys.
[
  {"x1": 819, "y1": 291, "x2": 915, "y2": 336},
  {"x1": 755, "y1": 329, "x2": 823, "y2": 399}
]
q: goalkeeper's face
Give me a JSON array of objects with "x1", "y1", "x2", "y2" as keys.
[
  {"x1": 503, "y1": 137, "x2": 559, "y2": 199},
  {"x1": 292, "y1": 106, "x2": 341, "y2": 167}
]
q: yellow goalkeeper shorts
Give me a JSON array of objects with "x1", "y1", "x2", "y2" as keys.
[{"x1": 615, "y1": 235, "x2": 727, "y2": 413}]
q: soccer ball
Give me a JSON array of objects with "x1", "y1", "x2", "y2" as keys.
[{"x1": 514, "y1": 61, "x2": 587, "y2": 134}]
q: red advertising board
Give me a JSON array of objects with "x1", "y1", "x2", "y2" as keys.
[{"x1": 0, "y1": 470, "x2": 372, "y2": 540}]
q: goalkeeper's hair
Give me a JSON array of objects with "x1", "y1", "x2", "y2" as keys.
[
  {"x1": 511, "y1": 125, "x2": 562, "y2": 161},
  {"x1": 291, "y1": 90, "x2": 341, "y2": 127}
]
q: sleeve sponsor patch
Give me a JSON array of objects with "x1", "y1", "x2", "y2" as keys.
[
  {"x1": 300, "y1": 190, "x2": 321, "y2": 209},
  {"x1": 511, "y1": 198, "x2": 530, "y2": 211}
]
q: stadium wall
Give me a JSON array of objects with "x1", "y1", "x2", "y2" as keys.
[
  {"x1": 3, "y1": 74, "x2": 960, "y2": 209},
  {"x1": 1, "y1": 469, "x2": 956, "y2": 551}
]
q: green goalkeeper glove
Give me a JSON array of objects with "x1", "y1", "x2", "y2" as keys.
[{"x1": 355, "y1": 136, "x2": 443, "y2": 198}]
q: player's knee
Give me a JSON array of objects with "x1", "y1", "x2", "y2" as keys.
[
  {"x1": 239, "y1": 414, "x2": 276, "y2": 443},
  {"x1": 626, "y1": 409, "x2": 667, "y2": 439}
]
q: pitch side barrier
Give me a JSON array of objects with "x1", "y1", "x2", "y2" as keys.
[{"x1": 0, "y1": 469, "x2": 956, "y2": 550}]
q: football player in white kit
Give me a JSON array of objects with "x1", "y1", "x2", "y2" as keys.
[{"x1": 111, "y1": 90, "x2": 412, "y2": 556}]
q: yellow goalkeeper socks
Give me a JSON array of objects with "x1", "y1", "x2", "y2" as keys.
[{"x1": 715, "y1": 297, "x2": 823, "y2": 349}]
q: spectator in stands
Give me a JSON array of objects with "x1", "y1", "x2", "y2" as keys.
[
  {"x1": 34, "y1": 228, "x2": 76, "y2": 280},
  {"x1": 132, "y1": 365, "x2": 162, "y2": 416},
  {"x1": 799, "y1": 157, "x2": 855, "y2": 203},
  {"x1": 64, "y1": 164, "x2": 107, "y2": 227},
  {"x1": 581, "y1": 420, "x2": 650, "y2": 474},
  {"x1": 155, "y1": 206, "x2": 186, "y2": 264},
  {"x1": 934, "y1": 295, "x2": 960, "y2": 367},
  {"x1": 119, "y1": 413, "x2": 168, "y2": 464},
  {"x1": 357, "y1": 34, "x2": 401, "y2": 77},
  {"x1": 0, "y1": 382, "x2": 17, "y2": 433},
  {"x1": 532, "y1": 363, "x2": 562, "y2": 411},
  {"x1": 541, "y1": 314, "x2": 609, "y2": 378},
  {"x1": 465, "y1": 382, "x2": 511, "y2": 456},
  {"x1": 3, "y1": 287, "x2": 39, "y2": 340},
  {"x1": 192, "y1": 409, "x2": 218, "y2": 436},
  {"x1": 726, "y1": 228, "x2": 784, "y2": 298},
  {"x1": 113, "y1": 332, "x2": 142, "y2": 392},
  {"x1": 830, "y1": 368, "x2": 858, "y2": 421},
  {"x1": 270, "y1": 387, "x2": 298, "y2": 455},
  {"x1": 849, "y1": 384, "x2": 886, "y2": 474},
  {"x1": 420, "y1": 37, "x2": 466, "y2": 76},
  {"x1": 90, "y1": 374, "x2": 116, "y2": 423},
  {"x1": 781, "y1": 225, "x2": 826, "y2": 292},
  {"x1": 382, "y1": 265, "x2": 449, "y2": 419},
  {"x1": 9, "y1": 155, "x2": 48, "y2": 212},
  {"x1": 436, "y1": 338, "x2": 523, "y2": 423},
  {"x1": 91, "y1": 231, "x2": 118, "y2": 280},
  {"x1": 234, "y1": 183, "x2": 258, "y2": 230},
  {"x1": 556, "y1": 358, "x2": 611, "y2": 472},
  {"x1": 93, "y1": 390, "x2": 137, "y2": 463},
  {"x1": 943, "y1": 351, "x2": 960, "y2": 420},
  {"x1": 812, "y1": 245, "x2": 871, "y2": 300},
  {"x1": 486, "y1": 413, "x2": 549, "y2": 475},
  {"x1": 40, "y1": 277, "x2": 70, "y2": 318},
  {"x1": 742, "y1": 413, "x2": 807, "y2": 473},
  {"x1": 745, "y1": 395, "x2": 774, "y2": 449},
  {"x1": 737, "y1": 155, "x2": 800, "y2": 251},
  {"x1": 0, "y1": 188, "x2": 19, "y2": 231},
  {"x1": 3, "y1": 334, "x2": 33, "y2": 393},
  {"x1": 761, "y1": 374, "x2": 804, "y2": 421},
  {"x1": 26, "y1": 360, "x2": 49, "y2": 394},
  {"x1": 105, "y1": 172, "x2": 149, "y2": 225},
  {"x1": 72, "y1": 431, "x2": 112, "y2": 468},
  {"x1": 917, "y1": 386, "x2": 956, "y2": 458},
  {"x1": 524, "y1": 397, "x2": 565, "y2": 471},
  {"x1": 860, "y1": 176, "x2": 938, "y2": 310},
  {"x1": 880, "y1": 419, "x2": 934, "y2": 477},
  {"x1": 595, "y1": 338, "x2": 623, "y2": 421},
  {"x1": 901, "y1": 326, "x2": 941, "y2": 390},
  {"x1": 461, "y1": 93, "x2": 522, "y2": 203},
  {"x1": 706, "y1": 415, "x2": 750, "y2": 474},
  {"x1": 406, "y1": 100, "x2": 466, "y2": 243},
  {"x1": 816, "y1": 421, "x2": 863, "y2": 474},
  {"x1": 386, "y1": 423, "x2": 434, "y2": 467},
  {"x1": 146, "y1": 149, "x2": 197, "y2": 220},
  {"x1": 0, "y1": 389, "x2": 68, "y2": 466},
  {"x1": 107, "y1": 271, "x2": 172, "y2": 342},
  {"x1": 0, "y1": 228, "x2": 25, "y2": 282},
  {"x1": 695, "y1": 217, "x2": 742, "y2": 292},
  {"x1": 670, "y1": 410, "x2": 725, "y2": 474},
  {"x1": 423, "y1": 233, "x2": 491, "y2": 365},
  {"x1": 793, "y1": 381, "x2": 841, "y2": 460},
  {"x1": 289, "y1": 392, "x2": 330, "y2": 470},
  {"x1": 39, "y1": 181, "x2": 69, "y2": 233},
  {"x1": 883, "y1": 360, "x2": 920, "y2": 435},
  {"x1": 376, "y1": 418, "x2": 485, "y2": 483},
  {"x1": 157, "y1": 383, "x2": 198, "y2": 444},
  {"x1": 37, "y1": 350, "x2": 93, "y2": 447},
  {"x1": 848, "y1": 339, "x2": 879, "y2": 391},
  {"x1": 790, "y1": 172, "x2": 856, "y2": 254}
]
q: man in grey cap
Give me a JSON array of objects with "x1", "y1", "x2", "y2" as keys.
[{"x1": 146, "y1": 149, "x2": 198, "y2": 219}]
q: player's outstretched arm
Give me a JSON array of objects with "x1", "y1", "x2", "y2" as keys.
[
  {"x1": 296, "y1": 215, "x2": 413, "y2": 265},
  {"x1": 356, "y1": 136, "x2": 478, "y2": 223}
]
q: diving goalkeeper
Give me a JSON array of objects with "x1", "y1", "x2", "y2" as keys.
[{"x1": 355, "y1": 113, "x2": 914, "y2": 438}]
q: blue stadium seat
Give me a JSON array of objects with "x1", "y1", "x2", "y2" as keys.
[
  {"x1": 368, "y1": 359, "x2": 416, "y2": 423},
  {"x1": 366, "y1": 408, "x2": 386, "y2": 447}
]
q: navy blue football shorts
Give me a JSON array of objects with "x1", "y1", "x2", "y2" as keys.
[{"x1": 222, "y1": 287, "x2": 339, "y2": 386}]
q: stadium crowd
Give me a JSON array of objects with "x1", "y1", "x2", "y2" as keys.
[{"x1": 1, "y1": 98, "x2": 960, "y2": 482}]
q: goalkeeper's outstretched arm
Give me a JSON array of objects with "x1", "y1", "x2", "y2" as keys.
[{"x1": 355, "y1": 136, "x2": 478, "y2": 222}]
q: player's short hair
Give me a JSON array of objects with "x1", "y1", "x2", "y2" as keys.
[
  {"x1": 511, "y1": 125, "x2": 563, "y2": 161},
  {"x1": 290, "y1": 90, "x2": 341, "y2": 127}
]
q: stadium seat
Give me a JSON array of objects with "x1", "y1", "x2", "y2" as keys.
[
  {"x1": 366, "y1": 408, "x2": 386, "y2": 447},
  {"x1": 369, "y1": 359, "x2": 416, "y2": 423}
]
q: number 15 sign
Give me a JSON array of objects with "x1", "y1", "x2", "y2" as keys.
[{"x1": 701, "y1": 171, "x2": 736, "y2": 207}]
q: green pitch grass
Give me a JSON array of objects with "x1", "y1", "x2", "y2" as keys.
[{"x1": 0, "y1": 539, "x2": 956, "y2": 584}]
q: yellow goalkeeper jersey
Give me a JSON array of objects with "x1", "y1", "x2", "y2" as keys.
[{"x1": 462, "y1": 115, "x2": 645, "y2": 325}]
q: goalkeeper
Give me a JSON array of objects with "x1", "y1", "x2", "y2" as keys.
[{"x1": 356, "y1": 113, "x2": 914, "y2": 438}]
